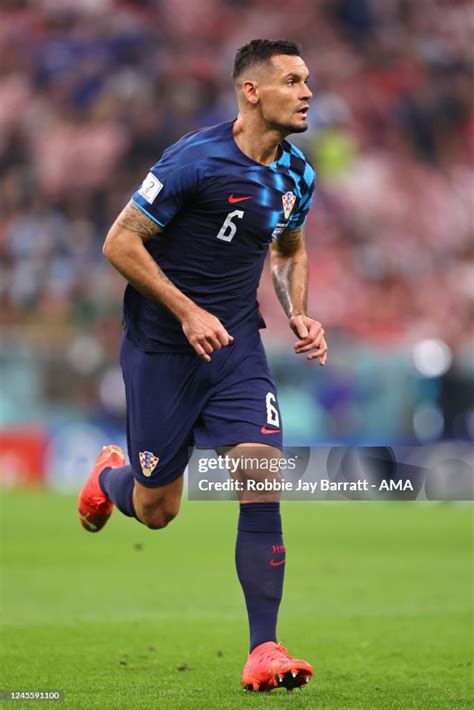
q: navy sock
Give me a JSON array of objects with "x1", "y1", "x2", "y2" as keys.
[
  {"x1": 99, "y1": 465, "x2": 137, "y2": 518},
  {"x1": 235, "y1": 503, "x2": 285, "y2": 652}
]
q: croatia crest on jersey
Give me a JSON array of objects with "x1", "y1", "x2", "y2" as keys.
[
  {"x1": 282, "y1": 191, "x2": 296, "y2": 219},
  {"x1": 139, "y1": 450, "x2": 159, "y2": 477}
]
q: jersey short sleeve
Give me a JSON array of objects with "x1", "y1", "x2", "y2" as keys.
[
  {"x1": 131, "y1": 148, "x2": 199, "y2": 228},
  {"x1": 287, "y1": 177, "x2": 315, "y2": 230}
]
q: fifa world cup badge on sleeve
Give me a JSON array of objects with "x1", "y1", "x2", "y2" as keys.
[
  {"x1": 282, "y1": 191, "x2": 296, "y2": 219},
  {"x1": 139, "y1": 450, "x2": 160, "y2": 477},
  {"x1": 138, "y1": 173, "x2": 163, "y2": 203}
]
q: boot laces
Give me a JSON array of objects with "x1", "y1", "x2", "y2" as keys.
[{"x1": 258, "y1": 643, "x2": 290, "y2": 663}]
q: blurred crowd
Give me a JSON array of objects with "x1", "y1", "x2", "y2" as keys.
[{"x1": 0, "y1": 0, "x2": 472, "y2": 438}]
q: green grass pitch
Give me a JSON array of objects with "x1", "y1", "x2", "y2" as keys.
[{"x1": 1, "y1": 491, "x2": 472, "y2": 709}]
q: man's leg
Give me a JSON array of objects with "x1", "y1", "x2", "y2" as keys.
[
  {"x1": 224, "y1": 442, "x2": 313, "y2": 692},
  {"x1": 78, "y1": 336, "x2": 203, "y2": 532},
  {"x1": 228, "y1": 443, "x2": 285, "y2": 651},
  {"x1": 98, "y1": 457, "x2": 183, "y2": 529},
  {"x1": 196, "y1": 332, "x2": 313, "y2": 691},
  {"x1": 132, "y1": 475, "x2": 183, "y2": 529},
  {"x1": 78, "y1": 444, "x2": 184, "y2": 532}
]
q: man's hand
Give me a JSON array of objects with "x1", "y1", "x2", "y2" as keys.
[
  {"x1": 181, "y1": 306, "x2": 234, "y2": 362},
  {"x1": 289, "y1": 315, "x2": 328, "y2": 366}
]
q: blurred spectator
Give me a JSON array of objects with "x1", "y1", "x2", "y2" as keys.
[{"x1": 0, "y1": 0, "x2": 472, "y2": 441}]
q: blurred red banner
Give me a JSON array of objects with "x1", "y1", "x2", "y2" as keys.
[{"x1": 0, "y1": 430, "x2": 47, "y2": 487}]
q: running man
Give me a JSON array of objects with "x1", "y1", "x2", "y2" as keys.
[{"x1": 78, "y1": 38, "x2": 327, "y2": 692}]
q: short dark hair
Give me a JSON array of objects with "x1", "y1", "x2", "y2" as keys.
[{"x1": 232, "y1": 39, "x2": 302, "y2": 82}]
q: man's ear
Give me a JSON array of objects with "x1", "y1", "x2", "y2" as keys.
[{"x1": 241, "y1": 80, "x2": 260, "y2": 105}]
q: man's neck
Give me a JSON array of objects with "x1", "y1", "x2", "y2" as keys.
[{"x1": 232, "y1": 114, "x2": 286, "y2": 166}]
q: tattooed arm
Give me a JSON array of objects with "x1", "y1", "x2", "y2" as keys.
[
  {"x1": 103, "y1": 201, "x2": 184, "y2": 310},
  {"x1": 103, "y1": 202, "x2": 233, "y2": 361},
  {"x1": 270, "y1": 227, "x2": 328, "y2": 365}
]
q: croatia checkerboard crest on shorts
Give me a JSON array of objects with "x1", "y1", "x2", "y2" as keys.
[
  {"x1": 139, "y1": 450, "x2": 159, "y2": 477},
  {"x1": 282, "y1": 191, "x2": 296, "y2": 219}
]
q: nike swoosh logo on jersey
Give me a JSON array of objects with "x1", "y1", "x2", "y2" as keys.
[
  {"x1": 228, "y1": 194, "x2": 253, "y2": 203},
  {"x1": 261, "y1": 425, "x2": 281, "y2": 434},
  {"x1": 270, "y1": 558, "x2": 286, "y2": 566}
]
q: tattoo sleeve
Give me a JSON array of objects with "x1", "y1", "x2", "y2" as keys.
[
  {"x1": 103, "y1": 199, "x2": 198, "y2": 321},
  {"x1": 270, "y1": 227, "x2": 308, "y2": 318},
  {"x1": 115, "y1": 201, "x2": 161, "y2": 241}
]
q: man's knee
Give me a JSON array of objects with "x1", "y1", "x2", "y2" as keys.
[
  {"x1": 140, "y1": 503, "x2": 179, "y2": 530},
  {"x1": 133, "y1": 474, "x2": 183, "y2": 530}
]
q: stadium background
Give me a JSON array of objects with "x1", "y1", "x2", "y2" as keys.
[
  {"x1": 0, "y1": 0, "x2": 472, "y2": 487},
  {"x1": 1, "y1": 0, "x2": 472, "y2": 488},
  {"x1": 0, "y1": 2, "x2": 472, "y2": 708}
]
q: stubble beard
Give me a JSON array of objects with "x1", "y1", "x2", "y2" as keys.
[
  {"x1": 288, "y1": 122, "x2": 308, "y2": 134},
  {"x1": 266, "y1": 117, "x2": 309, "y2": 138}
]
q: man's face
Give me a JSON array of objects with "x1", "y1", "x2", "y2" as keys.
[{"x1": 257, "y1": 54, "x2": 312, "y2": 134}]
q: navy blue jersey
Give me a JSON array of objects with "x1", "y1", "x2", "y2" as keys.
[{"x1": 126, "y1": 120, "x2": 315, "y2": 352}]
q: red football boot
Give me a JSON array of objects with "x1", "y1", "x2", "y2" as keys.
[
  {"x1": 78, "y1": 445, "x2": 126, "y2": 532},
  {"x1": 242, "y1": 641, "x2": 313, "y2": 692}
]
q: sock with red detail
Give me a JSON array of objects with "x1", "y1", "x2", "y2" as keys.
[
  {"x1": 235, "y1": 502, "x2": 285, "y2": 652},
  {"x1": 99, "y1": 465, "x2": 137, "y2": 518}
]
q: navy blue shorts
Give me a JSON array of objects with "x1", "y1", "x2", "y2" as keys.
[{"x1": 120, "y1": 330, "x2": 283, "y2": 488}]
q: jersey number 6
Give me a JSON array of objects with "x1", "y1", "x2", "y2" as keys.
[{"x1": 216, "y1": 210, "x2": 244, "y2": 242}]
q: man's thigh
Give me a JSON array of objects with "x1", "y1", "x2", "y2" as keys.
[
  {"x1": 120, "y1": 335, "x2": 210, "y2": 488},
  {"x1": 194, "y1": 331, "x2": 283, "y2": 450}
]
